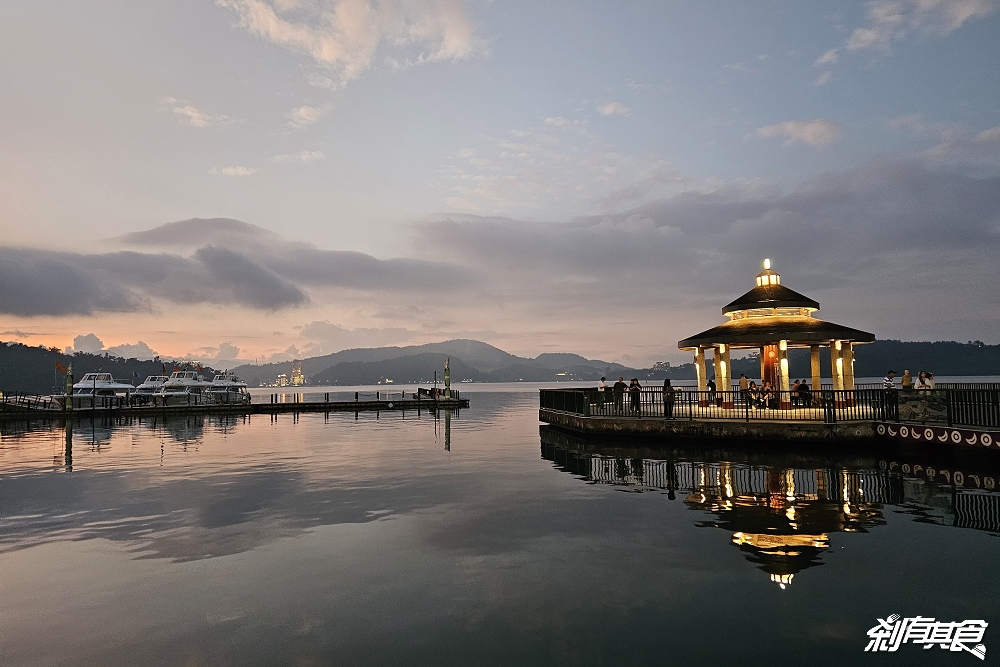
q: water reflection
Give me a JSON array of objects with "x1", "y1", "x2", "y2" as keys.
[
  {"x1": 540, "y1": 426, "x2": 1000, "y2": 588},
  {"x1": 0, "y1": 409, "x2": 470, "y2": 562}
]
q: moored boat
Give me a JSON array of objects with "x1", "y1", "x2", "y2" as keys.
[
  {"x1": 72, "y1": 372, "x2": 135, "y2": 408},
  {"x1": 206, "y1": 372, "x2": 251, "y2": 405},
  {"x1": 153, "y1": 371, "x2": 212, "y2": 406},
  {"x1": 132, "y1": 375, "x2": 169, "y2": 405}
]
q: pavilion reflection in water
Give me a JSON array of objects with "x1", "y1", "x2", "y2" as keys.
[{"x1": 540, "y1": 427, "x2": 1000, "y2": 588}]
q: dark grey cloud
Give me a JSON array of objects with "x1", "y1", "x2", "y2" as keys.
[
  {"x1": 115, "y1": 217, "x2": 477, "y2": 291},
  {"x1": 0, "y1": 246, "x2": 307, "y2": 315},
  {"x1": 417, "y1": 158, "x2": 1000, "y2": 342},
  {"x1": 0, "y1": 247, "x2": 148, "y2": 316},
  {"x1": 193, "y1": 245, "x2": 308, "y2": 309}
]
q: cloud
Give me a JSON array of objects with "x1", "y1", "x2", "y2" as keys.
[
  {"x1": 813, "y1": 71, "x2": 832, "y2": 86},
  {"x1": 813, "y1": 48, "x2": 839, "y2": 66},
  {"x1": 754, "y1": 119, "x2": 843, "y2": 147},
  {"x1": 436, "y1": 114, "x2": 691, "y2": 216},
  {"x1": 975, "y1": 126, "x2": 1000, "y2": 143},
  {"x1": 286, "y1": 104, "x2": 331, "y2": 128},
  {"x1": 847, "y1": 0, "x2": 996, "y2": 52},
  {"x1": 193, "y1": 245, "x2": 310, "y2": 309},
  {"x1": 271, "y1": 150, "x2": 326, "y2": 162},
  {"x1": 105, "y1": 341, "x2": 159, "y2": 360},
  {"x1": 0, "y1": 248, "x2": 148, "y2": 316},
  {"x1": 298, "y1": 320, "x2": 415, "y2": 355},
  {"x1": 597, "y1": 102, "x2": 630, "y2": 116},
  {"x1": 161, "y1": 97, "x2": 234, "y2": 128},
  {"x1": 69, "y1": 333, "x2": 105, "y2": 354},
  {"x1": 0, "y1": 240, "x2": 309, "y2": 316},
  {"x1": 209, "y1": 165, "x2": 259, "y2": 176},
  {"x1": 217, "y1": 0, "x2": 483, "y2": 87},
  {"x1": 115, "y1": 217, "x2": 476, "y2": 292},
  {"x1": 193, "y1": 342, "x2": 242, "y2": 362},
  {"x1": 415, "y1": 157, "x2": 1000, "y2": 346}
]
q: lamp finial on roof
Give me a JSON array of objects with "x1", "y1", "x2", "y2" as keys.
[{"x1": 755, "y1": 261, "x2": 780, "y2": 287}]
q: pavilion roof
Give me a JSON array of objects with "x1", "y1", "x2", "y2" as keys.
[
  {"x1": 678, "y1": 316, "x2": 874, "y2": 350},
  {"x1": 722, "y1": 283, "x2": 819, "y2": 315}
]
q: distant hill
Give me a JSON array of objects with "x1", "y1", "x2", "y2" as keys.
[
  {"x1": 230, "y1": 339, "x2": 630, "y2": 386},
  {"x1": 4, "y1": 338, "x2": 998, "y2": 395},
  {"x1": 311, "y1": 353, "x2": 481, "y2": 386},
  {"x1": 0, "y1": 341, "x2": 216, "y2": 395}
]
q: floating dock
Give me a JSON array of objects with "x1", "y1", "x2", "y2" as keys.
[{"x1": 0, "y1": 396, "x2": 468, "y2": 422}]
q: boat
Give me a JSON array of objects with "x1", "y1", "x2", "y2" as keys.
[
  {"x1": 153, "y1": 371, "x2": 212, "y2": 406},
  {"x1": 206, "y1": 372, "x2": 251, "y2": 405},
  {"x1": 132, "y1": 375, "x2": 169, "y2": 405},
  {"x1": 71, "y1": 372, "x2": 135, "y2": 408}
]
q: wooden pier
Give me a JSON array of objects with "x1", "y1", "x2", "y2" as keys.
[{"x1": 0, "y1": 396, "x2": 468, "y2": 422}]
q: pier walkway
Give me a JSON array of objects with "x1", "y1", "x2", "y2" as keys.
[{"x1": 0, "y1": 392, "x2": 468, "y2": 422}]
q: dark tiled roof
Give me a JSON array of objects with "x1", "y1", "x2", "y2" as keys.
[
  {"x1": 678, "y1": 316, "x2": 875, "y2": 349},
  {"x1": 722, "y1": 284, "x2": 820, "y2": 315}
]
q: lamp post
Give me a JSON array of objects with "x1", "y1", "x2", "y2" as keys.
[{"x1": 65, "y1": 363, "x2": 74, "y2": 412}]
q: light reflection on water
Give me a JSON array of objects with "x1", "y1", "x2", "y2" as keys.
[{"x1": 0, "y1": 390, "x2": 997, "y2": 666}]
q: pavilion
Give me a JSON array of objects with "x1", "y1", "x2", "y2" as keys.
[{"x1": 677, "y1": 260, "x2": 875, "y2": 408}]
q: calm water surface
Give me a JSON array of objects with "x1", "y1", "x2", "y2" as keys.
[{"x1": 1, "y1": 389, "x2": 997, "y2": 665}]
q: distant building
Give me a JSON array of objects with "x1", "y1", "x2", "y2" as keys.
[
  {"x1": 276, "y1": 373, "x2": 289, "y2": 387},
  {"x1": 290, "y1": 359, "x2": 305, "y2": 386},
  {"x1": 652, "y1": 361, "x2": 671, "y2": 371}
]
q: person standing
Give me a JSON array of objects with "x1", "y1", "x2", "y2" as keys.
[
  {"x1": 882, "y1": 370, "x2": 898, "y2": 420},
  {"x1": 791, "y1": 379, "x2": 801, "y2": 406},
  {"x1": 597, "y1": 376, "x2": 607, "y2": 410},
  {"x1": 707, "y1": 377, "x2": 717, "y2": 407},
  {"x1": 883, "y1": 370, "x2": 897, "y2": 390},
  {"x1": 915, "y1": 371, "x2": 929, "y2": 390},
  {"x1": 663, "y1": 378, "x2": 675, "y2": 419},
  {"x1": 628, "y1": 378, "x2": 641, "y2": 414},
  {"x1": 901, "y1": 369, "x2": 913, "y2": 391},
  {"x1": 738, "y1": 373, "x2": 749, "y2": 406},
  {"x1": 613, "y1": 377, "x2": 627, "y2": 415}
]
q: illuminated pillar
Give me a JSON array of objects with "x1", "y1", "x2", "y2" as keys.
[
  {"x1": 830, "y1": 340, "x2": 844, "y2": 393},
  {"x1": 843, "y1": 342, "x2": 855, "y2": 391},
  {"x1": 695, "y1": 348, "x2": 708, "y2": 407},
  {"x1": 718, "y1": 344, "x2": 732, "y2": 408},
  {"x1": 759, "y1": 347, "x2": 766, "y2": 384},
  {"x1": 809, "y1": 345, "x2": 821, "y2": 397},
  {"x1": 778, "y1": 340, "x2": 791, "y2": 409}
]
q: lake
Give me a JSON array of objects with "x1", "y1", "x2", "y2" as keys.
[{"x1": 1, "y1": 387, "x2": 997, "y2": 665}]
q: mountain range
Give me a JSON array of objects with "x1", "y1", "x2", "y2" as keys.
[{"x1": 2, "y1": 338, "x2": 999, "y2": 395}]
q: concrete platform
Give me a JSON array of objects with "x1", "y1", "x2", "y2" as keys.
[{"x1": 539, "y1": 408, "x2": 874, "y2": 442}]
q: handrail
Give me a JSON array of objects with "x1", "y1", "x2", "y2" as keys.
[{"x1": 539, "y1": 387, "x2": 1000, "y2": 428}]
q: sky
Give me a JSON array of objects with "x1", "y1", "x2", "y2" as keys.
[{"x1": 1, "y1": 0, "x2": 999, "y2": 367}]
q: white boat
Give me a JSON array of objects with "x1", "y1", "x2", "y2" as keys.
[
  {"x1": 72, "y1": 372, "x2": 135, "y2": 407},
  {"x1": 132, "y1": 375, "x2": 169, "y2": 405},
  {"x1": 153, "y1": 371, "x2": 212, "y2": 406},
  {"x1": 206, "y1": 372, "x2": 251, "y2": 405}
]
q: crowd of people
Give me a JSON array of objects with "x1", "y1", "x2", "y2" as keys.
[
  {"x1": 889, "y1": 369, "x2": 936, "y2": 390},
  {"x1": 590, "y1": 366, "x2": 939, "y2": 418}
]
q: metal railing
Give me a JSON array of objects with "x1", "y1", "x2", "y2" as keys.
[
  {"x1": 949, "y1": 389, "x2": 1000, "y2": 428},
  {"x1": 540, "y1": 387, "x2": 886, "y2": 423},
  {"x1": 0, "y1": 392, "x2": 58, "y2": 411}
]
